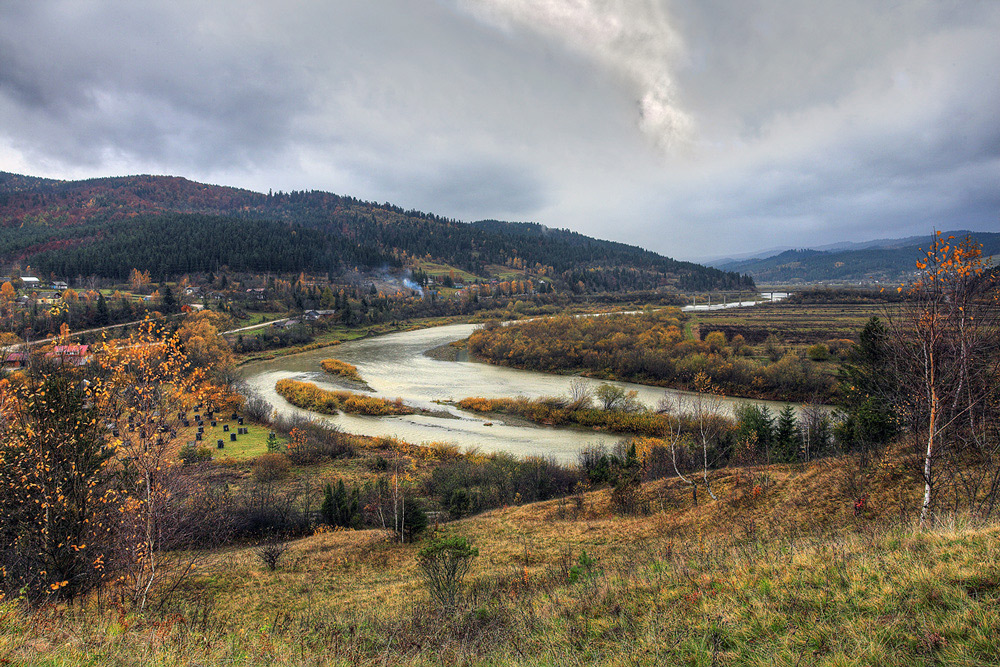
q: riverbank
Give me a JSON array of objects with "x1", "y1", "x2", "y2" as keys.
[{"x1": 241, "y1": 318, "x2": 824, "y2": 463}]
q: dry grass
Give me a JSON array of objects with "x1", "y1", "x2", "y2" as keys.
[{"x1": 4, "y1": 449, "x2": 999, "y2": 666}]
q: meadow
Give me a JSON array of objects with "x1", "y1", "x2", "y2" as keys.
[
  {"x1": 691, "y1": 300, "x2": 883, "y2": 345},
  {"x1": 5, "y1": 443, "x2": 999, "y2": 666}
]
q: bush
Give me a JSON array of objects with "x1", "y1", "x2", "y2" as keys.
[
  {"x1": 807, "y1": 343, "x2": 831, "y2": 361},
  {"x1": 253, "y1": 453, "x2": 291, "y2": 482},
  {"x1": 417, "y1": 535, "x2": 479, "y2": 609},
  {"x1": 274, "y1": 416, "x2": 354, "y2": 464},
  {"x1": 254, "y1": 541, "x2": 289, "y2": 571},
  {"x1": 179, "y1": 445, "x2": 213, "y2": 466},
  {"x1": 320, "y1": 358, "x2": 363, "y2": 382},
  {"x1": 427, "y1": 453, "x2": 582, "y2": 518}
]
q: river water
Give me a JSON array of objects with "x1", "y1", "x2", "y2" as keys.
[{"x1": 242, "y1": 312, "x2": 808, "y2": 463}]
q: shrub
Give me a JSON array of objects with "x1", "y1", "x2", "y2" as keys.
[
  {"x1": 320, "y1": 358, "x2": 363, "y2": 382},
  {"x1": 253, "y1": 453, "x2": 291, "y2": 482},
  {"x1": 275, "y1": 416, "x2": 354, "y2": 464},
  {"x1": 568, "y1": 550, "x2": 598, "y2": 583},
  {"x1": 807, "y1": 343, "x2": 831, "y2": 361},
  {"x1": 417, "y1": 535, "x2": 479, "y2": 609},
  {"x1": 704, "y1": 330, "x2": 727, "y2": 353},
  {"x1": 237, "y1": 381, "x2": 272, "y2": 423},
  {"x1": 254, "y1": 541, "x2": 289, "y2": 571},
  {"x1": 179, "y1": 445, "x2": 213, "y2": 466}
]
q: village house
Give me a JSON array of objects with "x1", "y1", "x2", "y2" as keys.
[
  {"x1": 36, "y1": 292, "x2": 61, "y2": 305},
  {"x1": 2, "y1": 351, "x2": 29, "y2": 369},
  {"x1": 52, "y1": 281, "x2": 69, "y2": 291},
  {"x1": 47, "y1": 344, "x2": 93, "y2": 367}
]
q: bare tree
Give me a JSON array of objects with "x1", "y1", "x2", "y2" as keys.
[
  {"x1": 690, "y1": 373, "x2": 725, "y2": 501},
  {"x1": 567, "y1": 378, "x2": 594, "y2": 411},
  {"x1": 656, "y1": 393, "x2": 695, "y2": 488}
]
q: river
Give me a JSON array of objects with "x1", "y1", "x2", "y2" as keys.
[{"x1": 242, "y1": 307, "x2": 811, "y2": 463}]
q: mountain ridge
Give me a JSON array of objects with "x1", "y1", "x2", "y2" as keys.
[
  {"x1": 0, "y1": 172, "x2": 753, "y2": 292},
  {"x1": 712, "y1": 230, "x2": 1000, "y2": 283}
]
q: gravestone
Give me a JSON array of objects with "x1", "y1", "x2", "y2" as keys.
[
  {"x1": 230, "y1": 433, "x2": 237, "y2": 442},
  {"x1": 217, "y1": 439, "x2": 224, "y2": 449}
]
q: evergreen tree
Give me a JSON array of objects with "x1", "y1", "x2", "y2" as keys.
[
  {"x1": 774, "y1": 405, "x2": 800, "y2": 463},
  {"x1": 320, "y1": 480, "x2": 360, "y2": 528},
  {"x1": 159, "y1": 282, "x2": 177, "y2": 313},
  {"x1": 95, "y1": 293, "x2": 109, "y2": 325},
  {"x1": 836, "y1": 316, "x2": 900, "y2": 450},
  {"x1": 734, "y1": 403, "x2": 774, "y2": 461}
]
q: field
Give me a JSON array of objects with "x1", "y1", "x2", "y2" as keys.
[
  {"x1": 692, "y1": 301, "x2": 883, "y2": 344},
  {"x1": 175, "y1": 417, "x2": 288, "y2": 460},
  {"x1": 5, "y1": 445, "x2": 1000, "y2": 666}
]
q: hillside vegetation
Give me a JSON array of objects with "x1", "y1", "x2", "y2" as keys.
[
  {"x1": 0, "y1": 172, "x2": 751, "y2": 292},
  {"x1": 467, "y1": 309, "x2": 838, "y2": 401},
  {"x1": 5, "y1": 448, "x2": 1000, "y2": 666}
]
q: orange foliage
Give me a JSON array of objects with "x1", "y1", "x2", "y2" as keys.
[{"x1": 275, "y1": 379, "x2": 414, "y2": 416}]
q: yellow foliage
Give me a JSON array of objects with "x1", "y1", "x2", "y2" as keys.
[{"x1": 275, "y1": 379, "x2": 414, "y2": 416}]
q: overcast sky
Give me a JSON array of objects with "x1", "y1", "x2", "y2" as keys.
[{"x1": 1, "y1": 1, "x2": 998, "y2": 260}]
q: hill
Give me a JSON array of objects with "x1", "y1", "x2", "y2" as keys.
[
  {"x1": 714, "y1": 230, "x2": 1000, "y2": 284},
  {"x1": 0, "y1": 173, "x2": 752, "y2": 292},
  {"x1": 6, "y1": 446, "x2": 999, "y2": 666}
]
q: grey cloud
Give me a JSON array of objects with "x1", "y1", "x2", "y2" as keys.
[{"x1": 0, "y1": 0, "x2": 997, "y2": 259}]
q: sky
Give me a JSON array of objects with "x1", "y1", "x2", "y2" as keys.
[{"x1": 1, "y1": 0, "x2": 998, "y2": 260}]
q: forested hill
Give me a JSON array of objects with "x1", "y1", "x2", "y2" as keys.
[
  {"x1": 716, "y1": 231, "x2": 1000, "y2": 284},
  {"x1": 0, "y1": 173, "x2": 752, "y2": 291}
]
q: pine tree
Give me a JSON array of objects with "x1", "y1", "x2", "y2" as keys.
[
  {"x1": 836, "y1": 316, "x2": 899, "y2": 450},
  {"x1": 96, "y1": 293, "x2": 109, "y2": 325},
  {"x1": 159, "y1": 282, "x2": 177, "y2": 313},
  {"x1": 774, "y1": 405, "x2": 800, "y2": 463}
]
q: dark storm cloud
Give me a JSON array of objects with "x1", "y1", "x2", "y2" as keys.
[
  {"x1": 0, "y1": 0, "x2": 997, "y2": 258},
  {"x1": 0, "y1": 2, "x2": 311, "y2": 169}
]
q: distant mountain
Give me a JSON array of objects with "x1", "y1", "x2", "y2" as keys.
[
  {"x1": 0, "y1": 173, "x2": 752, "y2": 292},
  {"x1": 715, "y1": 231, "x2": 1000, "y2": 284}
]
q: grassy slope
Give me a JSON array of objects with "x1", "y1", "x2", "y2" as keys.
[{"x1": 5, "y1": 440, "x2": 1000, "y2": 666}]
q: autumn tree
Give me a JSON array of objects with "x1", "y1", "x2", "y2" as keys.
[
  {"x1": 129, "y1": 268, "x2": 151, "y2": 292},
  {"x1": 176, "y1": 309, "x2": 234, "y2": 370},
  {"x1": 0, "y1": 281, "x2": 15, "y2": 323},
  {"x1": 0, "y1": 319, "x2": 222, "y2": 606},
  {"x1": 0, "y1": 363, "x2": 129, "y2": 602},
  {"x1": 691, "y1": 372, "x2": 725, "y2": 500},
  {"x1": 883, "y1": 233, "x2": 1000, "y2": 526}
]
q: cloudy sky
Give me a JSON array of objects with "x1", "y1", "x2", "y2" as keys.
[{"x1": 1, "y1": 1, "x2": 998, "y2": 259}]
